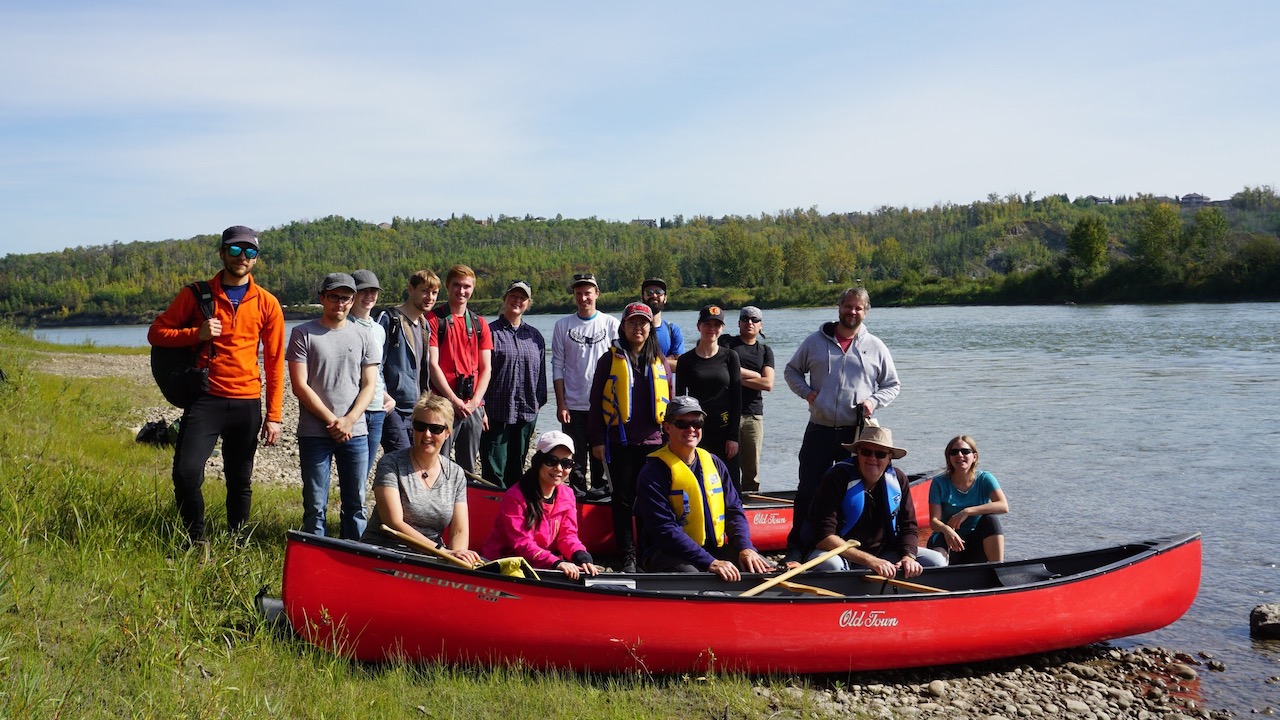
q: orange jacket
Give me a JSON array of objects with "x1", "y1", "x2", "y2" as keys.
[{"x1": 147, "y1": 272, "x2": 286, "y2": 422}]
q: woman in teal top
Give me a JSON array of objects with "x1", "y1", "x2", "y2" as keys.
[{"x1": 927, "y1": 435, "x2": 1009, "y2": 564}]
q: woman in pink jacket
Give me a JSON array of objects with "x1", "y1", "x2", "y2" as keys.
[{"x1": 481, "y1": 431, "x2": 601, "y2": 579}]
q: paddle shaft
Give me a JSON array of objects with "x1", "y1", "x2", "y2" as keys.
[
  {"x1": 740, "y1": 540, "x2": 858, "y2": 597},
  {"x1": 745, "y1": 493, "x2": 794, "y2": 505},
  {"x1": 861, "y1": 574, "x2": 946, "y2": 594},
  {"x1": 382, "y1": 525, "x2": 476, "y2": 569}
]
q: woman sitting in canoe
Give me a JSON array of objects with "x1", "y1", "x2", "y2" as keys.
[
  {"x1": 360, "y1": 392, "x2": 482, "y2": 565},
  {"x1": 481, "y1": 431, "x2": 600, "y2": 579},
  {"x1": 927, "y1": 435, "x2": 1009, "y2": 564}
]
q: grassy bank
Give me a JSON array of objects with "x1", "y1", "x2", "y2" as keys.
[{"x1": 0, "y1": 326, "x2": 828, "y2": 719}]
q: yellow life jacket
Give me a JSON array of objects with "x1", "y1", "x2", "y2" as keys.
[
  {"x1": 600, "y1": 347, "x2": 670, "y2": 439},
  {"x1": 649, "y1": 446, "x2": 727, "y2": 548}
]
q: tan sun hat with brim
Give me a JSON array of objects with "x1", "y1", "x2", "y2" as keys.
[{"x1": 841, "y1": 425, "x2": 907, "y2": 459}]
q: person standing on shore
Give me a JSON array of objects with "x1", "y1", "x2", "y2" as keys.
[
  {"x1": 551, "y1": 273, "x2": 618, "y2": 496},
  {"x1": 641, "y1": 278, "x2": 684, "y2": 367},
  {"x1": 289, "y1": 272, "x2": 380, "y2": 539},
  {"x1": 480, "y1": 280, "x2": 547, "y2": 487},
  {"x1": 377, "y1": 270, "x2": 439, "y2": 454},
  {"x1": 783, "y1": 286, "x2": 900, "y2": 563},
  {"x1": 348, "y1": 269, "x2": 396, "y2": 480},
  {"x1": 723, "y1": 306, "x2": 774, "y2": 493},
  {"x1": 148, "y1": 225, "x2": 285, "y2": 548},
  {"x1": 427, "y1": 265, "x2": 492, "y2": 475}
]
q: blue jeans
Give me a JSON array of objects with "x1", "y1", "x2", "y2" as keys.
[
  {"x1": 381, "y1": 408, "x2": 413, "y2": 455},
  {"x1": 363, "y1": 410, "x2": 385, "y2": 480},
  {"x1": 298, "y1": 435, "x2": 369, "y2": 540},
  {"x1": 804, "y1": 545, "x2": 948, "y2": 571}
]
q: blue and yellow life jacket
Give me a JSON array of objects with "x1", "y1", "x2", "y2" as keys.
[
  {"x1": 834, "y1": 460, "x2": 902, "y2": 538},
  {"x1": 600, "y1": 346, "x2": 669, "y2": 446},
  {"x1": 650, "y1": 446, "x2": 727, "y2": 548}
]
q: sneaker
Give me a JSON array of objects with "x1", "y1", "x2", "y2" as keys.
[
  {"x1": 583, "y1": 487, "x2": 611, "y2": 502},
  {"x1": 621, "y1": 555, "x2": 638, "y2": 574}
]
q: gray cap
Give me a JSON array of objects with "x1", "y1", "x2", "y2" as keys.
[
  {"x1": 352, "y1": 269, "x2": 381, "y2": 291},
  {"x1": 665, "y1": 395, "x2": 705, "y2": 419},
  {"x1": 740, "y1": 305, "x2": 763, "y2": 321},
  {"x1": 568, "y1": 272, "x2": 599, "y2": 291},
  {"x1": 221, "y1": 225, "x2": 258, "y2": 248},
  {"x1": 319, "y1": 272, "x2": 357, "y2": 293},
  {"x1": 505, "y1": 280, "x2": 532, "y2": 297}
]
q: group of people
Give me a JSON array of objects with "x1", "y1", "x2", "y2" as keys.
[{"x1": 149, "y1": 224, "x2": 1007, "y2": 580}]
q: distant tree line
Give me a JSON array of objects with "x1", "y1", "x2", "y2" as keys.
[{"x1": 2, "y1": 186, "x2": 1278, "y2": 326}]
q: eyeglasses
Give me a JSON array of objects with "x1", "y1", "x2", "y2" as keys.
[
  {"x1": 323, "y1": 294, "x2": 354, "y2": 305},
  {"x1": 412, "y1": 420, "x2": 449, "y2": 435},
  {"x1": 947, "y1": 448, "x2": 975, "y2": 457},
  {"x1": 541, "y1": 456, "x2": 575, "y2": 469},
  {"x1": 226, "y1": 245, "x2": 259, "y2": 259},
  {"x1": 669, "y1": 418, "x2": 705, "y2": 430},
  {"x1": 858, "y1": 448, "x2": 891, "y2": 460}
]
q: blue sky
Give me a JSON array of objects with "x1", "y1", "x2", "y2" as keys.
[{"x1": 2, "y1": 1, "x2": 1277, "y2": 256}]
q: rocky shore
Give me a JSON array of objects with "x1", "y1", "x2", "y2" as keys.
[{"x1": 41, "y1": 350, "x2": 1246, "y2": 718}]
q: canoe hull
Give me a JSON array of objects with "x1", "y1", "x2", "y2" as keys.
[{"x1": 281, "y1": 531, "x2": 1200, "y2": 674}]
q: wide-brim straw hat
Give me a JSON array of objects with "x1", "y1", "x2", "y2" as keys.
[{"x1": 840, "y1": 425, "x2": 907, "y2": 459}]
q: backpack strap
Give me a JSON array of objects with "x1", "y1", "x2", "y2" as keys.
[{"x1": 187, "y1": 281, "x2": 216, "y2": 358}]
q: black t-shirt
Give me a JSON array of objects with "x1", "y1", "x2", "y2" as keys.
[{"x1": 723, "y1": 335, "x2": 774, "y2": 415}]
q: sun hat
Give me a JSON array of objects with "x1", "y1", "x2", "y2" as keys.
[
  {"x1": 697, "y1": 304, "x2": 725, "y2": 325},
  {"x1": 319, "y1": 272, "x2": 357, "y2": 293},
  {"x1": 221, "y1": 225, "x2": 259, "y2": 248},
  {"x1": 352, "y1": 269, "x2": 381, "y2": 291},
  {"x1": 841, "y1": 425, "x2": 908, "y2": 459},
  {"x1": 665, "y1": 395, "x2": 706, "y2": 419},
  {"x1": 621, "y1": 302, "x2": 654, "y2": 322},
  {"x1": 535, "y1": 430, "x2": 575, "y2": 455}
]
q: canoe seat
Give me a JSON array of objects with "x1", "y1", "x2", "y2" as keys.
[{"x1": 994, "y1": 563, "x2": 1056, "y2": 587}]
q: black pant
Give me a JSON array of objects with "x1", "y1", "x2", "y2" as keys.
[
  {"x1": 381, "y1": 408, "x2": 413, "y2": 454},
  {"x1": 701, "y1": 420, "x2": 741, "y2": 491},
  {"x1": 563, "y1": 410, "x2": 608, "y2": 491},
  {"x1": 786, "y1": 422, "x2": 859, "y2": 556},
  {"x1": 172, "y1": 394, "x2": 262, "y2": 542},
  {"x1": 606, "y1": 443, "x2": 658, "y2": 561}
]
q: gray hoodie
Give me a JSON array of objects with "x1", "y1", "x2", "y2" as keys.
[{"x1": 783, "y1": 321, "x2": 900, "y2": 427}]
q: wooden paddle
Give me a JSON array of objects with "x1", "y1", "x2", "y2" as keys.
[
  {"x1": 860, "y1": 574, "x2": 946, "y2": 594},
  {"x1": 382, "y1": 525, "x2": 477, "y2": 569},
  {"x1": 778, "y1": 580, "x2": 843, "y2": 598},
  {"x1": 740, "y1": 539, "x2": 858, "y2": 597}
]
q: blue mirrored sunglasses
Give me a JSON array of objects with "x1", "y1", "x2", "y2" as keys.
[{"x1": 226, "y1": 245, "x2": 259, "y2": 259}]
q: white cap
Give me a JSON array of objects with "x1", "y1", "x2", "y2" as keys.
[{"x1": 535, "y1": 430, "x2": 575, "y2": 455}]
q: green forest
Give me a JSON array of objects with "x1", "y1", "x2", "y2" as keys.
[{"x1": 3, "y1": 186, "x2": 1278, "y2": 326}]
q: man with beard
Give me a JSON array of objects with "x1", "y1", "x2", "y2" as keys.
[
  {"x1": 641, "y1": 278, "x2": 684, "y2": 366},
  {"x1": 782, "y1": 287, "x2": 900, "y2": 564},
  {"x1": 148, "y1": 225, "x2": 285, "y2": 549}
]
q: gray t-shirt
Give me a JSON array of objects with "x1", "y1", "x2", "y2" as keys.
[
  {"x1": 362, "y1": 448, "x2": 469, "y2": 546},
  {"x1": 287, "y1": 319, "x2": 381, "y2": 438}
]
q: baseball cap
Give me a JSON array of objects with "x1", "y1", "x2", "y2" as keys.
[
  {"x1": 535, "y1": 430, "x2": 575, "y2": 455},
  {"x1": 641, "y1": 278, "x2": 667, "y2": 293},
  {"x1": 505, "y1": 280, "x2": 533, "y2": 297},
  {"x1": 221, "y1": 225, "x2": 259, "y2": 248},
  {"x1": 569, "y1": 273, "x2": 599, "y2": 291},
  {"x1": 352, "y1": 269, "x2": 381, "y2": 291},
  {"x1": 319, "y1": 272, "x2": 357, "y2": 294},
  {"x1": 621, "y1": 302, "x2": 654, "y2": 322},
  {"x1": 665, "y1": 395, "x2": 706, "y2": 419},
  {"x1": 697, "y1": 304, "x2": 725, "y2": 325}
]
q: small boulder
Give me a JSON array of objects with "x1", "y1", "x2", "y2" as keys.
[{"x1": 1251, "y1": 603, "x2": 1280, "y2": 640}]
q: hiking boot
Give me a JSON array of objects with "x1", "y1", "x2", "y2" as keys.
[{"x1": 621, "y1": 555, "x2": 638, "y2": 574}]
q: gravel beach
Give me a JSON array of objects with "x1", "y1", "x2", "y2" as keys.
[{"x1": 39, "y1": 349, "x2": 1243, "y2": 719}]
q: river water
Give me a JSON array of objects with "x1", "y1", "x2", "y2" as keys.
[{"x1": 36, "y1": 302, "x2": 1280, "y2": 712}]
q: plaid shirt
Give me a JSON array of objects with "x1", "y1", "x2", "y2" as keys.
[{"x1": 486, "y1": 316, "x2": 548, "y2": 424}]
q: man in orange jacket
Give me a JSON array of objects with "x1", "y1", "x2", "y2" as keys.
[{"x1": 148, "y1": 226, "x2": 285, "y2": 546}]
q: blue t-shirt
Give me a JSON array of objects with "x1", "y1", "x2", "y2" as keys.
[
  {"x1": 928, "y1": 470, "x2": 1000, "y2": 535},
  {"x1": 654, "y1": 319, "x2": 684, "y2": 357}
]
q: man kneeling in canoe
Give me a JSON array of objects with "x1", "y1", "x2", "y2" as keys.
[
  {"x1": 634, "y1": 396, "x2": 775, "y2": 581},
  {"x1": 805, "y1": 426, "x2": 946, "y2": 578}
]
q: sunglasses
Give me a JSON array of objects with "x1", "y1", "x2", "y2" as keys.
[
  {"x1": 947, "y1": 448, "x2": 975, "y2": 457},
  {"x1": 226, "y1": 245, "x2": 259, "y2": 259},
  {"x1": 542, "y1": 456, "x2": 575, "y2": 469},
  {"x1": 412, "y1": 420, "x2": 449, "y2": 435},
  {"x1": 740, "y1": 317, "x2": 761, "y2": 324},
  {"x1": 643, "y1": 289, "x2": 666, "y2": 297},
  {"x1": 858, "y1": 448, "x2": 891, "y2": 460},
  {"x1": 669, "y1": 418, "x2": 705, "y2": 430}
]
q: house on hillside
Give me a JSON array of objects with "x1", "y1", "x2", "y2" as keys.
[
  {"x1": 1085, "y1": 195, "x2": 1113, "y2": 205},
  {"x1": 1180, "y1": 193, "x2": 1210, "y2": 206},
  {"x1": 630, "y1": 219, "x2": 657, "y2": 228}
]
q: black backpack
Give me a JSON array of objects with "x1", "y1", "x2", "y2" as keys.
[{"x1": 150, "y1": 281, "x2": 216, "y2": 408}]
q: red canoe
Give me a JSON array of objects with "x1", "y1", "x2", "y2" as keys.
[
  {"x1": 463, "y1": 476, "x2": 933, "y2": 557},
  {"x1": 280, "y1": 531, "x2": 1200, "y2": 673}
]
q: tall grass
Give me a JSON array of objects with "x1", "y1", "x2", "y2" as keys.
[{"x1": 0, "y1": 325, "x2": 837, "y2": 719}]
